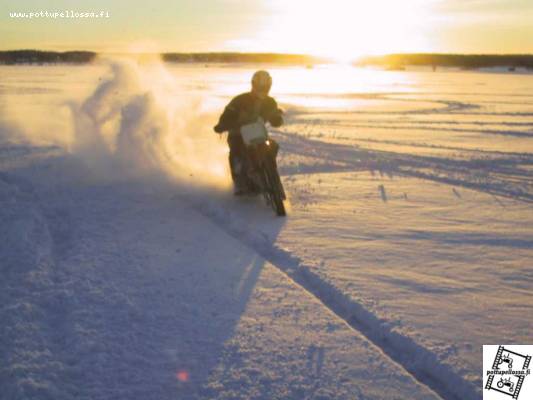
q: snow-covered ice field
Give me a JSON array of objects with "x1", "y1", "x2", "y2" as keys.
[{"x1": 1, "y1": 60, "x2": 532, "y2": 399}]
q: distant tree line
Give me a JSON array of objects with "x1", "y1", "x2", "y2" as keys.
[
  {"x1": 357, "y1": 54, "x2": 533, "y2": 69},
  {"x1": 3, "y1": 50, "x2": 531, "y2": 69},
  {"x1": 0, "y1": 50, "x2": 322, "y2": 65},
  {"x1": 162, "y1": 52, "x2": 323, "y2": 65},
  {"x1": 0, "y1": 50, "x2": 97, "y2": 64}
]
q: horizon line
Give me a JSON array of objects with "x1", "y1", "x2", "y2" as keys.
[{"x1": 2, "y1": 49, "x2": 533, "y2": 57}]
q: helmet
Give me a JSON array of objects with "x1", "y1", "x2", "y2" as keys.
[{"x1": 251, "y1": 70, "x2": 272, "y2": 92}]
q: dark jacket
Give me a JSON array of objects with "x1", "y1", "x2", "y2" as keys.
[{"x1": 215, "y1": 92, "x2": 283, "y2": 136}]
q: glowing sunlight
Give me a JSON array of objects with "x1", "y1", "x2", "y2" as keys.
[{"x1": 254, "y1": 0, "x2": 436, "y2": 62}]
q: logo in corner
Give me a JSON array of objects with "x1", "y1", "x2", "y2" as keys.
[{"x1": 484, "y1": 345, "x2": 532, "y2": 399}]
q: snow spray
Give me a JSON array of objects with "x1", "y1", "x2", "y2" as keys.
[
  {"x1": 0, "y1": 56, "x2": 230, "y2": 189},
  {"x1": 70, "y1": 57, "x2": 230, "y2": 187}
]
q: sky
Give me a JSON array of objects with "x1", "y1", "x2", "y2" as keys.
[{"x1": 1, "y1": 0, "x2": 533, "y2": 59}]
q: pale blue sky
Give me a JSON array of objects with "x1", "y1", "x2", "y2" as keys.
[{"x1": 1, "y1": 0, "x2": 532, "y2": 55}]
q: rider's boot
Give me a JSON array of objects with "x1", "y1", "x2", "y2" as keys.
[
  {"x1": 233, "y1": 171, "x2": 251, "y2": 196},
  {"x1": 230, "y1": 157, "x2": 247, "y2": 195}
]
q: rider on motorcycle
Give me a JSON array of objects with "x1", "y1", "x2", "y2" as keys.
[{"x1": 214, "y1": 70, "x2": 283, "y2": 195}]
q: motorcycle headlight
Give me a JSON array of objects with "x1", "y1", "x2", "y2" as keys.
[{"x1": 266, "y1": 140, "x2": 270, "y2": 146}]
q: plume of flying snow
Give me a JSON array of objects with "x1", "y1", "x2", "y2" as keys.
[
  {"x1": 0, "y1": 56, "x2": 230, "y2": 189},
  {"x1": 70, "y1": 57, "x2": 230, "y2": 187}
]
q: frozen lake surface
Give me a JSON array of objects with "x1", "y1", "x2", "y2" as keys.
[{"x1": 1, "y1": 62, "x2": 532, "y2": 399}]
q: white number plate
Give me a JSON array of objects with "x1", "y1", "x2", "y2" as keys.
[{"x1": 241, "y1": 121, "x2": 268, "y2": 145}]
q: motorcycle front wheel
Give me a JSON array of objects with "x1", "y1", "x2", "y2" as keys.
[{"x1": 262, "y1": 156, "x2": 286, "y2": 217}]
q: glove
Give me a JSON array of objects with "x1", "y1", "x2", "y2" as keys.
[{"x1": 213, "y1": 124, "x2": 224, "y2": 134}]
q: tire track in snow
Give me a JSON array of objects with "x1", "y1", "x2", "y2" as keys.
[
  {"x1": 187, "y1": 198, "x2": 478, "y2": 400},
  {"x1": 274, "y1": 130, "x2": 533, "y2": 203},
  {"x1": 0, "y1": 173, "x2": 79, "y2": 399}
]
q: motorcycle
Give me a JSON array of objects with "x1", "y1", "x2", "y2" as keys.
[{"x1": 238, "y1": 119, "x2": 286, "y2": 216}]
